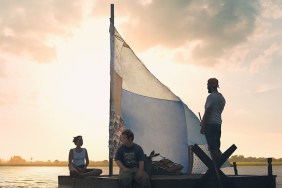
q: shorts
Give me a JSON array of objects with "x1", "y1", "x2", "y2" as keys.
[{"x1": 205, "y1": 123, "x2": 221, "y2": 151}]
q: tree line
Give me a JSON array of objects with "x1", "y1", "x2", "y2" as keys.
[
  {"x1": 1, "y1": 155, "x2": 282, "y2": 166},
  {"x1": 229, "y1": 155, "x2": 282, "y2": 162},
  {"x1": 0, "y1": 156, "x2": 111, "y2": 166}
]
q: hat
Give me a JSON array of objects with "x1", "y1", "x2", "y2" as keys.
[{"x1": 208, "y1": 78, "x2": 219, "y2": 88}]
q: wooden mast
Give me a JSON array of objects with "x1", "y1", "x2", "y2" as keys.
[{"x1": 109, "y1": 3, "x2": 114, "y2": 176}]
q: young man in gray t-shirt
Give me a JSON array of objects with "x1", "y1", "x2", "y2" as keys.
[{"x1": 200, "y1": 78, "x2": 226, "y2": 164}]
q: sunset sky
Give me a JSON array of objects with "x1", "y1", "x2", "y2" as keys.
[{"x1": 0, "y1": 0, "x2": 281, "y2": 162}]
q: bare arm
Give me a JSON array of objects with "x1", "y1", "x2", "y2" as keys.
[
  {"x1": 138, "y1": 161, "x2": 144, "y2": 171},
  {"x1": 85, "y1": 149, "x2": 89, "y2": 167},
  {"x1": 115, "y1": 160, "x2": 129, "y2": 172},
  {"x1": 68, "y1": 149, "x2": 73, "y2": 164},
  {"x1": 135, "y1": 161, "x2": 145, "y2": 181},
  {"x1": 200, "y1": 107, "x2": 212, "y2": 134},
  {"x1": 68, "y1": 149, "x2": 80, "y2": 173}
]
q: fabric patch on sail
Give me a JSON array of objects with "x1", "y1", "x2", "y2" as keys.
[
  {"x1": 109, "y1": 111, "x2": 124, "y2": 159},
  {"x1": 109, "y1": 70, "x2": 124, "y2": 159}
]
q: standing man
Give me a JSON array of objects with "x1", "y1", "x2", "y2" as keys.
[
  {"x1": 200, "y1": 78, "x2": 226, "y2": 164},
  {"x1": 115, "y1": 129, "x2": 151, "y2": 188}
]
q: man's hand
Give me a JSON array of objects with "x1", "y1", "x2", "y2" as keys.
[
  {"x1": 200, "y1": 126, "x2": 206, "y2": 134},
  {"x1": 200, "y1": 121, "x2": 206, "y2": 134},
  {"x1": 120, "y1": 167, "x2": 130, "y2": 173},
  {"x1": 135, "y1": 169, "x2": 144, "y2": 182},
  {"x1": 116, "y1": 160, "x2": 129, "y2": 173}
]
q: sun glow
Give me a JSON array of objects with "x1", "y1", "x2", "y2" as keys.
[
  {"x1": 19, "y1": 18, "x2": 112, "y2": 161},
  {"x1": 48, "y1": 18, "x2": 110, "y2": 116}
]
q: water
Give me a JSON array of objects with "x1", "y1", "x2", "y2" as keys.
[
  {"x1": 0, "y1": 166, "x2": 281, "y2": 187},
  {"x1": 0, "y1": 166, "x2": 118, "y2": 188}
]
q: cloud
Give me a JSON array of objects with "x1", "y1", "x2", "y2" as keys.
[
  {"x1": 261, "y1": 0, "x2": 282, "y2": 19},
  {"x1": 93, "y1": 0, "x2": 259, "y2": 66},
  {"x1": 0, "y1": 91, "x2": 19, "y2": 106},
  {"x1": 250, "y1": 42, "x2": 281, "y2": 73},
  {"x1": 0, "y1": 58, "x2": 7, "y2": 78},
  {"x1": 0, "y1": 0, "x2": 85, "y2": 62},
  {"x1": 255, "y1": 83, "x2": 281, "y2": 94}
]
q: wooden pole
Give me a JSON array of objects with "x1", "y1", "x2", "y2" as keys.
[
  {"x1": 109, "y1": 3, "x2": 114, "y2": 177},
  {"x1": 268, "y1": 158, "x2": 273, "y2": 176},
  {"x1": 110, "y1": 4, "x2": 114, "y2": 25},
  {"x1": 233, "y1": 162, "x2": 238, "y2": 175}
]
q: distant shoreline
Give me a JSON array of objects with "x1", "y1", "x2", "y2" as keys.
[
  {"x1": 0, "y1": 156, "x2": 113, "y2": 167},
  {"x1": 2, "y1": 155, "x2": 282, "y2": 167}
]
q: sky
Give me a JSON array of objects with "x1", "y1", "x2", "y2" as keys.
[{"x1": 0, "y1": 0, "x2": 281, "y2": 162}]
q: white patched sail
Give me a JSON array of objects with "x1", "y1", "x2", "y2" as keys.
[{"x1": 109, "y1": 25, "x2": 212, "y2": 174}]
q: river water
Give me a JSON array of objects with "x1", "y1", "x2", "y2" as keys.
[{"x1": 0, "y1": 166, "x2": 281, "y2": 187}]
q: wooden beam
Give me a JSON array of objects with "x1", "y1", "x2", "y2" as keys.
[{"x1": 191, "y1": 144, "x2": 238, "y2": 188}]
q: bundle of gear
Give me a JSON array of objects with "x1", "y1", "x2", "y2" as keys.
[{"x1": 144, "y1": 150, "x2": 183, "y2": 177}]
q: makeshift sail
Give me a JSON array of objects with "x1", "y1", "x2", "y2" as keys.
[{"x1": 109, "y1": 24, "x2": 210, "y2": 173}]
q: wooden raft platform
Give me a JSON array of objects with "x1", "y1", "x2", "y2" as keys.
[{"x1": 58, "y1": 174, "x2": 276, "y2": 188}]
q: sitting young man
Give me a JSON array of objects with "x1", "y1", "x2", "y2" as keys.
[{"x1": 115, "y1": 129, "x2": 151, "y2": 188}]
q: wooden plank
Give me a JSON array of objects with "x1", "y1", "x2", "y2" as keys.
[
  {"x1": 58, "y1": 174, "x2": 276, "y2": 188},
  {"x1": 191, "y1": 144, "x2": 213, "y2": 169},
  {"x1": 219, "y1": 144, "x2": 237, "y2": 167},
  {"x1": 192, "y1": 144, "x2": 224, "y2": 187},
  {"x1": 191, "y1": 144, "x2": 238, "y2": 188}
]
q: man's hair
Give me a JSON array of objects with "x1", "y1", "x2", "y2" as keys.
[
  {"x1": 208, "y1": 78, "x2": 219, "y2": 88},
  {"x1": 73, "y1": 135, "x2": 82, "y2": 143},
  {"x1": 122, "y1": 129, "x2": 134, "y2": 141}
]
